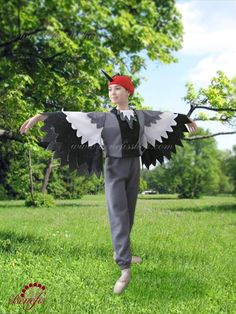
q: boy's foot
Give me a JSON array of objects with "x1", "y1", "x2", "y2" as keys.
[
  {"x1": 113, "y1": 268, "x2": 131, "y2": 295},
  {"x1": 113, "y1": 252, "x2": 142, "y2": 264}
]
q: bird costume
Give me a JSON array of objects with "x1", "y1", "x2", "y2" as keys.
[{"x1": 39, "y1": 70, "x2": 192, "y2": 270}]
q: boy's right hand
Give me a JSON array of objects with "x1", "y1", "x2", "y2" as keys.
[{"x1": 19, "y1": 114, "x2": 42, "y2": 135}]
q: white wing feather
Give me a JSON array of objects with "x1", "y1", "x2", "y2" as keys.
[
  {"x1": 62, "y1": 109, "x2": 104, "y2": 148},
  {"x1": 142, "y1": 112, "x2": 178, "y2": 148}
]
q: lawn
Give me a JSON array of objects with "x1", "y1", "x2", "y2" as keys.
[{"x1": 0, "y1": 194, "x2": 235, "y2": 314}]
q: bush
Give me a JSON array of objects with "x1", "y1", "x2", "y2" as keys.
[
  {"x1": 0, "y1": 185, "x2": 8, "y2": 200},
  {"x1": 25, "y1": 192, "x2": 55, "y2": 207}
]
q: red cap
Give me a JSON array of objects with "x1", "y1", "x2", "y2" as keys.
[{"x1": 108, "y1": 75, "x2": 134, "y2": 95}]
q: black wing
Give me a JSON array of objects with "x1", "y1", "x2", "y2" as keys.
[
  {"x1": 141, "y1": 111, "x2": 191, "y2": 168},
  {"x1": 40, "y1": 111, "x2": 105, "y2": 177}
]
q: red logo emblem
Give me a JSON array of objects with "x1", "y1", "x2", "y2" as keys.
[{"x1": 9, "y1": 282, "x2": 46, "y2": 311}]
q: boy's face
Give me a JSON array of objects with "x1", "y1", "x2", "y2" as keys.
[{"x1": 108, "y1": 84, "x2": 130, "y2": 104}]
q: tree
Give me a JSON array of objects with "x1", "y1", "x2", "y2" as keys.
[
  {"x1": 142, "y1": 127, "x2": 225, "y2": 199},
  {"x1": 0, "y1": 0, "x2": 183, "y2": 129},
  {"x1": 139, "y1": 177, "x2": 148, "y2": 193},
  {"x1": 0, "y1": 0, "x2": 184, "y2": 199},
  {"x1": 184, "y1": 71, "x2": 236, "y2": 141},
  {"x1": 141, "y1": 165, "x2": 171, "y2": 194},
  {"x1": 225, "y1": 145, "x2": 236, "y2": 195},
  {"x1": 216, "y1": 149, "x2": 234, "y2": 194},
  {"x1": 166, "y1": 128, "x2": 223, "y2": 198}
]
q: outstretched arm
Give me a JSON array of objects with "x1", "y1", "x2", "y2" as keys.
[{"x1": 19, "y1": 113, "x2": 48, "y2": 134}]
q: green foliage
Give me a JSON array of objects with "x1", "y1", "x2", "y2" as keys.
[
  {"x1": 184, "y1": 71, "x2": 236, "y2": 123},
  {"x1": 47, "y1": 165, "x2": 104, "y2": 199},
  {"x1": 0, "y1": 0, "x2": 184, "y2": 199},
  {"x1": 139, "y1": 177, "x2": 147, "y2": 192},
  {"x1": 225, "y1": 145, "x2": 236, "y2": 195},
  {"x1": 0, "y1": 0, "x2": 183, "y2": 126},
  {"x1": 181, "y1": 71, "x2": 236, "y2": 197},
  {"x1": 217, "y1": 149, "x2": 234, "y2": 194},
  {"x1": 0, "y1": 185, "x2": 8, "y2": 200},
  {"x1": 0, "y1": 141, "x2": 30, "y2": 199},
  {"x1": 2, "y1": 143, "x2": 51, "y2": 199},
  {"x1": 0, "y1": 138, "x2": 104, "y2": 200},
  {"x1": 142, "y1": 128, "x2": 231, "y2": 198},
  {"x1": 25, "y1": 192, "x2": 55, "y2": 207},
  {"x1": 169, "y1": 128, "x2": 222, "y2": 198},
  {"x1": 142, "y1": 165, "x2": 172, "y2": 194}
]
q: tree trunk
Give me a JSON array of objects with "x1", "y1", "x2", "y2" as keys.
[
  {"x1": 41, "y1": 156, "x2": 53, "y2": 193},
  {"x1": 28, "y1": 149, "x2": 34, "y2": 200}
]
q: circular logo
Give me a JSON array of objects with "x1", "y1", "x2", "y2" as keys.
[{"x1": 20, "y1": 282, "x2": 46, "y2": 298}]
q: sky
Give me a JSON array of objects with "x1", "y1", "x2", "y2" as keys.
[{"x1": 137, "y1": 0, "x2": 236, "y2": 151}]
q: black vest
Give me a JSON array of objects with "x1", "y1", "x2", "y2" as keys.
[{"x1": 110, "y1": 107, "x2": 140, "y2": 157}]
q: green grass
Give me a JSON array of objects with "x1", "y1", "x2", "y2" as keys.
[{"x1": 0, "y1": 194, "x2": 236, "y2": 314}]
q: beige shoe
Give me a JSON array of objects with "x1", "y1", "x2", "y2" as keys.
[
  {"x1": 113, "y1": 268, "x2": 131, "y2": 295},
  {"x1": 113, "y1": 252, "x2": 142, "y2": 264}
]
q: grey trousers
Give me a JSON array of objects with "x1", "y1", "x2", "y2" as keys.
[{"x1": 104, "y1": 156, "x2": 140, "y2": 270}]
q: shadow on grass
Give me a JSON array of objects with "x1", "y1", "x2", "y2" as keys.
[
  {"x1": 0, "y1": 203, "x2": 27, "y2": 209},
  {"x1": 0, "y1": 230, "x2": 53, "y2": 255},
  {"x1": 0, "y1": 230, "x2": 108, "y2": 259},
  {"x1": 129, "y1": 267, "x2": 207, "y2": 302},
  {"x1": 138, "y1": 196, "x2": 178, "y2": 200},
  {"x1": 126, "y1": 243, "x2": 209, "y2": 301},
  {"x1": 57, "y1": 203, "x2": 105, "y2": 208},
  {"x1": 169, "y1": 203, "x2": 236, "y2": 213},
  {"x1": 0, "y1": 203, "x2": 103, "y2": 209}
]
